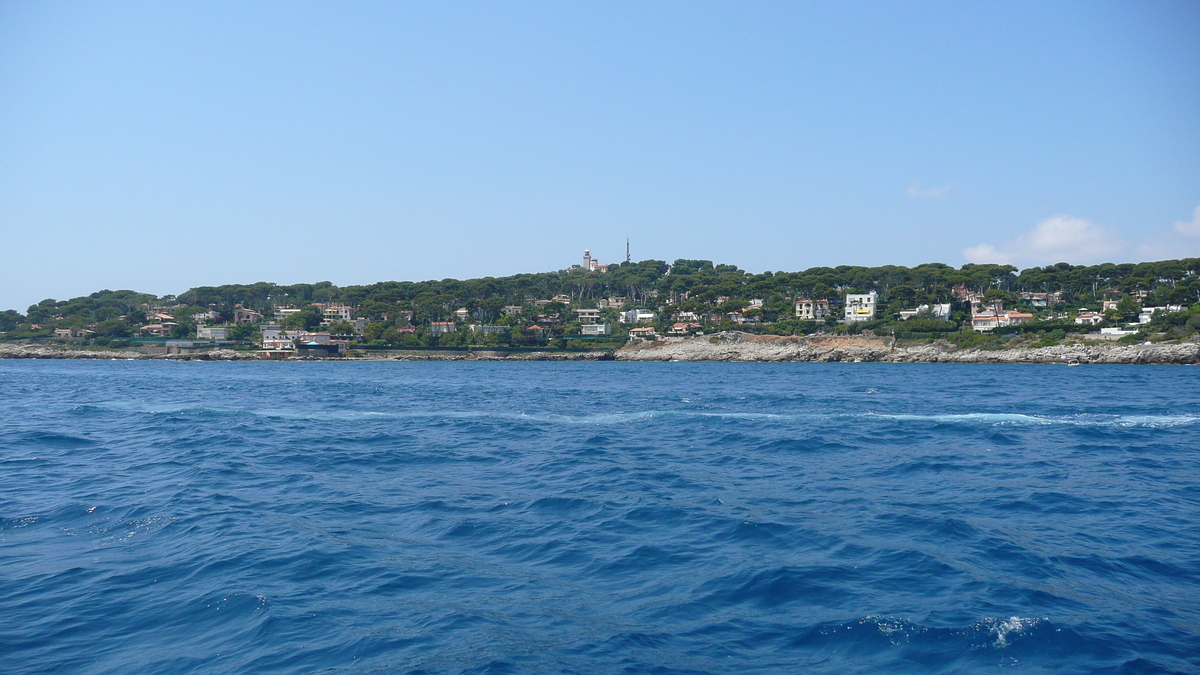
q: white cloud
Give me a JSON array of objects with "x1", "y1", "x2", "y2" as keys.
[
  {"x1": 965, "y1": 204, "x2": 1200, "y2": 267},
  {"x1": 1138, "y1": 204, "x2": 1200, "y2": 259},
  {"x1": 905, "y1": 182, "x2": 952, "y2": 200},
  {"x1": 962, "y1": 214, "x2": 1126, "y2": 266},
  {"x1": 1174, "y1": 204, "x2": 1200, "y2": 236},
  {"x1": 960, "y1": 243, "x2": 1010, "y2": 265}
]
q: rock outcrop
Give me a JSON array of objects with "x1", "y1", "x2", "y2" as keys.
[
  {"x1": 0, "y1": 344, "x2": 149, "y2": 359},
  {"x1": 614, "y1": 332, "x2": 1200, "y2": 364},
  {"x1": 0, "y1": 344, "x2": 258, "y2": 360}
]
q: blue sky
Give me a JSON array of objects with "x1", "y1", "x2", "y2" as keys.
[{"x1": 1, "y1": 1, "x2": 1198, "y2": 312}]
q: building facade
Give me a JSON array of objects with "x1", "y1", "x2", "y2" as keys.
[
  {"x1": 843, "y1": 292, "x2": 878, "y2": 323},
  {"x1": 794, "y1": 298, "x2": 831, "y2": 320}
]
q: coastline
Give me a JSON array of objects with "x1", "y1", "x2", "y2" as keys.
[
  {"x1": 3, "y1": 332, "x2": 1199, "y2": 364},
  {"x1": 615, "y1": 332, "x2": 1200, "y2": 364}
]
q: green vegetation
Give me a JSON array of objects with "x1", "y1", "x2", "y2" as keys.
[{"x1": 3, "y1": 258, "x2": 1200, "y2": 350}]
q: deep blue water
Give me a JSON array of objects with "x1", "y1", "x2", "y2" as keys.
[{"x1": 2, "y1": 361, "x2": 1199, "y2": 674}]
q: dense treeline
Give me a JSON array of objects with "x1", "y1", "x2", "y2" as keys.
[
  {"x1": 170, "y1": 258, "x2": 1200, "y2": 323},
  {"x1": 5, "y1": 258, "x2": 1200, "y2": 339}
]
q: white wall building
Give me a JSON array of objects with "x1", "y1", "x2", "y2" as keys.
[
  {"x1": 620, "y1": 309, "x2": 656, "y2": 324},
  {"x1": 322, "y1": 305, "x2": 354, "y2": 324},
  {"x1": 1135, "y1": 306, "x2": 1184, "y2": 324},
  {"x1": 197, "y1": 326, "x2": 230, "y2": 340},
  {"x1": 898, "y1": 303, "x2": 951, "y2": 321},
  {"x1": 843, "y1": 292, "x2": 878, "y2": 323},
  {"x1": 581, "y1": 323, "x2": 611, "y2": 335}
]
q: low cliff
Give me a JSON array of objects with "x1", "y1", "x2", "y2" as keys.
[
  {"x1": 614, "y1": 332, "x2": 1200, "y2": 364},
  {"x1": 0, "y1": 344, "x2": 256, "y2": 360}
]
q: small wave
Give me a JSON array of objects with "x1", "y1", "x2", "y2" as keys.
[
  {"x1": 794, "y1": 615, "x2": 1069, "y2": 652},
  {"x1": 71, "y1": 401, "x2": 1200, "y2": 428}
]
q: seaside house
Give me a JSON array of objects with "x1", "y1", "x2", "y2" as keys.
[
  {"x1": 139, "y1": 323, "x2": 177, "y2": 337},
  {"x1": 573, "y1": 308, "x2": 601, "y2": 323},
  {"x1": 469, "y1": 324, "x2": 510, "y2": 335},
  {"x1": 296, "y1": 341, "x2": 344, "y2": 357},
  {"x1": 192, "y1": 310, "x2": 220, "y2": 324},
  {"x1": 196, "y1": 326, "x2": 230, "y2": 340},
  {"x1": 619, "y1": 309, "x2": 656, "y2": 324},
  {"x1": 1003, "y1": 311, "x2": 1034, "y2": 326},
  {"x1": 1135, "y1": 306, "x2": 1184, "y2": 325},
  {"x1": 1019, "y1": 292, "x2": 1062, "y2": 308},
  {"x1": 454, "y1": 307, "x2": 470, "y2": 320},
  {"x1": 501, "y1": 305, "x2": 524, "y2": 316},
  {"x1": 430, "y1": 322, "x2": 456, "y2": 336},
  {"x1": 262, "y1": 330, "x2": 333, "y2": 345},
  {"x1": 898, "y1": 304, "x2": 951, "y2": 321},
  {"x1": 628, "y1": 326, "x2": 657, "y2": 339},
  {"x1": 843, "y1": 292, "x2": 878, "y2": 323},
  {"x1": 581, "y1": 323, "x2": 611, "y2": 336},
  {"x1": 1074, "y1": 312, "x2": 1105, "y2": 326},
  {"x1": 322, "y1": 305, "x2": 354, "y2": 324},
  {"x1": 234, "y1": 307, "x2": 264, "y2": 324},
  {"x1": 261, "y1": 337, "x2": 295, "y2": 349},
  {"x1": 259, "y1": 338, "x2": 296, "y2": 359},
  {"x1": 669, "y1": 322, "x2": 702, "y2": 335},
  {"x1": 794, "y1": 298, "x2": 831, "y2": 320},
  {"x1": 971, "y1": 310, "x2": 1034, "y2": 332}
]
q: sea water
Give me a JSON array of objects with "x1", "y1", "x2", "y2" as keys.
[{"x1": 1, "y1": 360, "x2": 1198, "y2": 674}]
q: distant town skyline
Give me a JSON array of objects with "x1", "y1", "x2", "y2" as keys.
[{"x1": 2, "y1": 1, "x2": 1198, "y2": 312}]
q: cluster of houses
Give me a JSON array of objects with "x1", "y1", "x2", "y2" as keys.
[
  {"x1": 150, "y1": 283, "x2": 1180, "y2": 355},
  {"x1": 1074, "y1": 302, "x2": 1185, "y2": 339},
  {"x1": 38, "y1": 251, "x2": 1183, "y2": 355}
]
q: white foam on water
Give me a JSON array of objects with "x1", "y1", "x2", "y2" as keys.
[
  {"x1": 83, "y1": 401, "x2": 1200, "y2": 428},
  {"x1": 984, "y1": 616, "x2": 1044, "y2": 648}
]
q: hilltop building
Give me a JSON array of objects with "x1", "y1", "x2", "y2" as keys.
[{"x1": 581, "y1": 249, "x2": 609, "y2": 273}]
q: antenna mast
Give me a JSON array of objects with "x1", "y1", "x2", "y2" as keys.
[{"x1": 626, "y1": 238, "x2": 631, "y2": 263}]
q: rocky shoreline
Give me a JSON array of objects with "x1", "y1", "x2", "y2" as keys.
[
  {"x1": 615, "y1": 332, "x2": 1200, "y2": 364},
  {"x1": 0, "y1": 344, "x2": 254, "y2": 360},
  {"x1": 3, "y1": 333, "x2": 1198, "y2": 364},
  {"x1": 0, "y1": 343, "x2": 608, "y2": 361}
]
